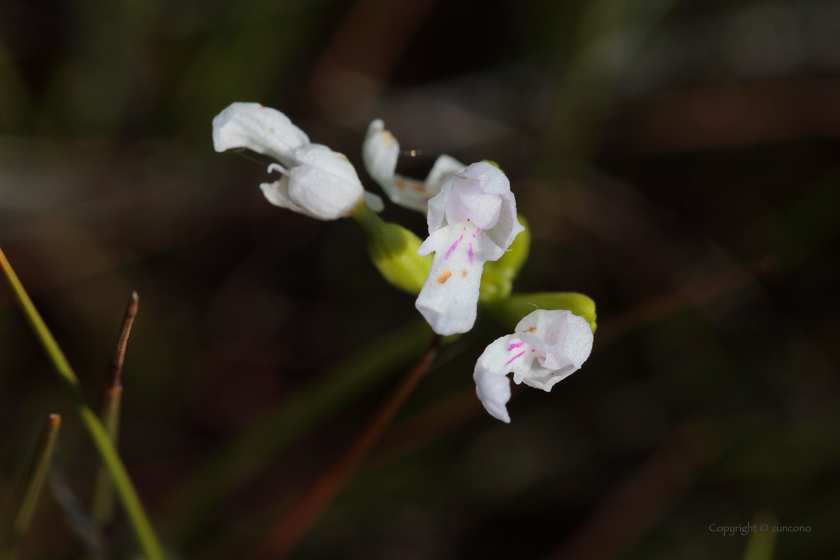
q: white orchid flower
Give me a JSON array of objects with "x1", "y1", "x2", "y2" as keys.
[
  {"x1": 474, "y1": 309, "x2": 594, "y2": 423},
  {"x1": 414, "y1": 161, "x2": 525, "y2": 335},
  {"x1": 363, "y1": 119, "x2": 465, "y2": 212},
  {"x1": 213, "y1": 102, "x2": 380, "y2": 220}
]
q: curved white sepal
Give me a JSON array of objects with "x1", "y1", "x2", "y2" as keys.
[
  {"x1": 212, "y1": 103, "x2": 309, "y2": 165},
  {"x1": 362, "y1": 119, "x2": 399, "y2": 188}
]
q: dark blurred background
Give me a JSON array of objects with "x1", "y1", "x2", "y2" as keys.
[{"x1": 1, "y1": 0, "x2": 839, "y2": 558}]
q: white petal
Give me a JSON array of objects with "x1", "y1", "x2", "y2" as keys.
[
  {"x1": 415, "y1": 221, "x2": 484, "y2": 335},
  {"x1": 416, "y1": 226, "x2": 448, "y2": 258},
  {"x1": 520, "y1": 363, "x2": 572, "y2": 391},
  {"x1": 260, "y1": 177, "x2": 316, "y2": 218},
  {"x1": 557, "y1": 312, "x2": 594, "y2": 369},
  {"x1": 294, "y1": 143, "x2": 361, "y2": 187},
  {"x1": 513, "y1": 309, "x2": 594, "y2": 390},
  {"x1": 481, "y1": 193, "x2": 524, "y2": 261},
  {"x1": 513, "y1": 310, "x2": 542, "y2": 334},
  {"x1": 445, "y1": 176, "x2": 503, "y2": 230},
  {"x1": 426, "y1": 174, "x2": 452, "y2": 233},
  {"x1": 212, "y1": 103, "x2": 309, "y2": 164},
  {"x1": 457, "y1": 161, "x2": 510, "y2": 195},
  {"x1": 363, "y1": 119, "x2": 465, "y2": 212},
  {"x1": 281, "y1": 144, "x2": 364, "y2": 220},
  {"x1": 424, "y1": 155, "x2": 466, "y2": 194},
  {"x1": 387, "y1": 155, "x2": 467, "y2": 213},
  {"x1": 362, "y1": 119, "x2": 399, "y2": 188},
  {"x1": 388, "y1": 175, "x2": 440, "y2": 211},
  {"x1": 474, "y1": 365, "x2": 511, "y2": 423}
]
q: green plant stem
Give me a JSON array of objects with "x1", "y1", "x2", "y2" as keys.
[
  {"x1": 0, "y1": 247, "x2": 165, "y2": 560},
  {"x1": 0, "y1": 414, "x2": 62, "y2": 560},
  {"x1": 91, "y1": 291, "x2": 138, "y2": 526}
]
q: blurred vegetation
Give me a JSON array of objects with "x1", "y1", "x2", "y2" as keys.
[{"x1": 1, "y1": 0, "x2": 839, "y2": 559}]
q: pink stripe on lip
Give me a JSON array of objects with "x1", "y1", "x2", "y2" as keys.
[
  {"x1": 445, "y1": 234, "x2": 464, "y2": 259},
  {"x1": 504, "y1": 351, "x2": 526, "y2": 366},
  {"x1": 507, "y1": 341, "x2": 524, "y2": 351}
]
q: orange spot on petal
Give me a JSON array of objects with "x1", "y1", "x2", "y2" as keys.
[
  {"x1": 461, "y1": 269, "x2": 468, "y2": 277},
  {"x1": 437, "y1": 270, "x2": 452, "y2": 284}
]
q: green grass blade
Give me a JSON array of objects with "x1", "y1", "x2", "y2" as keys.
[
  {"x1": 0, "y1": 247, "x2": 166, "y2": 560},
  {"x1": 0, "y1": 414, "x2": 61, "y2": 560}
]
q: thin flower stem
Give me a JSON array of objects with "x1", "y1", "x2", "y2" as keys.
[
  {"x1": 0, "y1": 247, "x2": 166, "y2": 560},
  {"x1": 0, "y1": 414, "x2": 61, "y2": 560},
  {"x1": 91, "y1": 292, "x2": 139, "y2": 526},
  {"x1": 253, "y1": 335, "x2": 443, "y2": 560}
]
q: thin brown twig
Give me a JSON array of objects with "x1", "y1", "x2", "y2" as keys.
[
  {"x1": 107, "y1": 291, "x2": 139, "y2": 392},
  {"x1": 252, "y1": 335, "x2": 442, "y2": 560},
  {"x1": 91, "y1": 291, "x2": 139, "y2": 525}
]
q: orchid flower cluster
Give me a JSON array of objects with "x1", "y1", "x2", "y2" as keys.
[{"x1": 213, "y1": 103, "x2": 596, "y2": 422}]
